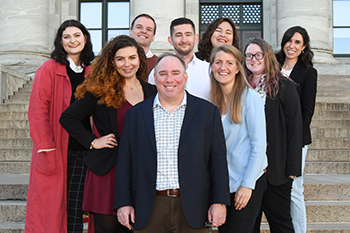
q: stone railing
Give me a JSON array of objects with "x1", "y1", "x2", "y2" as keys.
[{"x1": 0, "y1": 64, "x2": 31, "y2": 103}]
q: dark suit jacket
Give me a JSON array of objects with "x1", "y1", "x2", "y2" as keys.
[
  {"x1": 289, "y1": 60, "x2": 317, "y2": 146},
  {"x1": 114, "y1": 93, "x2": 230, "y2": 229},
  {"x1": 59, "y1": 80, "x2": 156, "y2": 175},
  {"x1": 265, "y1": 78, "x2": 303, "y2": 185}
]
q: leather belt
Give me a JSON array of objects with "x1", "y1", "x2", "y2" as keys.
[{"x1": 156, "y1": 189, "x2": 180, "y2": 197}]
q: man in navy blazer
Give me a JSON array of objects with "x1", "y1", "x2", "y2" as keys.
[{"x1": 114, "y1": 53, "x2": 230, "y2": 232}]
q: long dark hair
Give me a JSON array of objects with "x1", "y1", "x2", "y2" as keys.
[
  {"x1": 197, "y1": 17, "x2": 239, "y2": 62},
  {"x1": 275, "y1": 26, "x2": 314, "y2": 67},
  {"x1": 51, "y1": 19, "x2": 94, "y2": 66}
]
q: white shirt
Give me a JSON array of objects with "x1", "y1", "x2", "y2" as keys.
[
  {"x1": 67, "y1": 56, "x2": 84, "y2": 73},
  {"x1": 148, "y1": 54, "x2": 211, "y2": 100},
  {"x1": 146, "y1": 49, "x2": 154, "y2": 59},
  {"x1": 153, "y1": 92, "x2": 187, "y2": 190}
]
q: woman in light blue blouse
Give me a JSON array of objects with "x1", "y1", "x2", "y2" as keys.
[{"x1": 209, "y1": 44, "x2": 268, "y2": 233}]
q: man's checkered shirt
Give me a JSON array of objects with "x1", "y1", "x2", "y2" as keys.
[{"x1": 153, "y1": 93, "x2": 187, "y2": 191}]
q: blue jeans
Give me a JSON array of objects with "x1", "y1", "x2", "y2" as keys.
[{"x1": 291, "y1": 146, "x2": 308, "y2": 233}]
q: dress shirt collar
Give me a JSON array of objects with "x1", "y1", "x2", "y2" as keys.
[
  {"x1": 153, "y1": 92, "x2": 187, "y2": 110},
  {"x1": 146, "y1": 49, "x2": 154, "y2": 58},
  {"x1": 67, "y1": 56, "x2": 84, "y2": 73}
]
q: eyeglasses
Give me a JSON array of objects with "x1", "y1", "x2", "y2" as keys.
[{"x1": 245, "y1": 52, "x2": 264, "y2": 61}]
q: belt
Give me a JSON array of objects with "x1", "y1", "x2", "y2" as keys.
[{"x1": 156, "y1": 189, "x2": 180, "y2": 197}]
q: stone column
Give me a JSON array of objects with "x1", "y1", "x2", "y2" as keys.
[
  {"x1": 0, "y1": 0, "x2": 50, "y2": 71},
  {"x1": 130, "y1": 0, "x2": 185, "y2": 54},
  {"x1": 276, "y1": 0, "x2": 336, "y2": 63}
]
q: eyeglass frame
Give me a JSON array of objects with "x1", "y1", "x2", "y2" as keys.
[{"x1": 244, "y1": 52, "x2": 265, "y2": 61}]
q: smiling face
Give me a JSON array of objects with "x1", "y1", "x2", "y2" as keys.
[
  {"x1": 168, "y1": 24, "x2": 198, "y2": 56},
  {"x1": 129, "y1": 16, "x2": 156, "y2": 49},
  {"x1": 212, "y1": 51, "x2": 239, "y2": 88},
  {"x1": 245, "y1": 43, "x2": 265, "y2": 77},
  {"x1": 154, "y1": 56, "x2": 188, "y2": 105},
  {"x1": 61, "y1": 26, "x2": 86, "y2": 58},
  {"x1": 210, "y1": 21, "x2": 234, "y2": 48},
  {"x1": 283, "y1": 32, "x2": 306, "y2": 62},
  {"x1": 113, "y1": 46, "x2": 140, "y2": 80}
]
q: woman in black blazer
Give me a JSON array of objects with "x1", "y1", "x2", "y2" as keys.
[
  {"x1": 243, "y1": 38, "x2": 303, "y2": 233},
  {"x1": 276, "y1": 26, "x2": 317, "y2": 233},
  {"x1": 60, "y1": 35, "x2": 156, "y2": 233}
]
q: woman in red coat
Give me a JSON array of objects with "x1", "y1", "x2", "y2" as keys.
[
  {"x1": 60, "y1": 35, "x2": 156, "y2": 233},
  {"x1": 25, "y1": 20, "x2": 94, "y2": 233}
]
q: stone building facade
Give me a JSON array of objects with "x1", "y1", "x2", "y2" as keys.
[{"x1": 0, "y1": 0, "x2": 349, "y2": 78}]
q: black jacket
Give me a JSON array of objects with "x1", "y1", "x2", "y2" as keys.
[
  {"x1": 289, "y1": 60, "x2": 317, "y2": 146},
  {"x1": 60, "y1": 80, "x2": 156, "y2": 175}
]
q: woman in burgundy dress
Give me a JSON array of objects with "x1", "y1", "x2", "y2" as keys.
[{"x1": 60, "y1": 35, "x2": 156, "y2": 233}]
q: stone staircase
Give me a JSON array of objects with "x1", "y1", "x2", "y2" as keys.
[
  {"x1": 0, "y1": 76, "x2": 349, "y2": 232},
  {"x1": 0, "y1": 80, "x2": 31, "y2": 232}
]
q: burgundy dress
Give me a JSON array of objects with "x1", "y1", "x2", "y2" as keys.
[{"x1": 82, "y1": 101, "x2": 132, "y2": 215}]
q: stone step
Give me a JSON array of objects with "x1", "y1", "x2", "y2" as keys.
[
  {"x1": 0, "y1": 175, "x2": 29, "y2": 200},
  {"x1": 310, "y1": 138, "x2": 350, "y2": 150},
  {"x1": 260, "y1": 222, "x2": 350, "y2": 232},
  {"x1": 8, "y1": 92, "x2": 31, "y2": 101},
  {"x1": 5, "y1": 95, "x2": 30, "y2": 103},
  {"x1": 313, "y1": 110, "x2": 350, "y2": 119},
  {"x1": 305, "y1": 161, "x2": 350, "y2": 174},
  {"x1": 0, "y1": 200, "x2": 26, "y2": 222},
  {"x1": 0, "y1": 162, "x2": 30, "y2": 175},
  {"x1": 311, "y1": 119, "x2": 350, "y2": 128},
  {"x1": 0, "y1": 112, "x2": 28, "y2": 120},
  {"x1": 260, "y1": 201, "x2": 350, "y2": 223},
  {"x1": 0, "y1": 120, "x2": 29, "y2": 129},
  {"x1": 0, "y1": 222, "x2": 25, "y2": 233},
  {"x1": 0, "y1": 150, "x2": 31, "y2": 162},
  {"x1": 0, "y1": 129, "x2": 30, "y2": 139},
  {"x1": 311, "y1": 127, "x2": 350, "y2": 139},
  {"x1": 306, "y1": 200, "x2": 350, "y2": 222},
  {"x1": 0, "y1": 104, "x2": 28, "y2": 112},
  {"x1": 0, "y1": 222, "x2": 88, "y2": 233},
  {"x1": 304, "y1": 174, "x2": 350, "y2": 201},
  {"x1": 4, "y1": 98, "x2": 30, "y2": 104},
  {"x1": 315, "y1": 102, "x2": 350, "y2": 111},
  {"x1": 307, "y1": 149, "x2": 350, "y2": 162},
  {"x1": 0, "y1": 139, "x2": 32, "y2": 150}
]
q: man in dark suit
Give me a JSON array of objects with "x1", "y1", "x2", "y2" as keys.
[{"x1": 114, "y1": 53, "x2": 230, "y2": 233}]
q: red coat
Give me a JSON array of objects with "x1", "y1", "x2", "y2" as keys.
[{"x1": 25, "y1": 59, "x2": 90, "y2": 233}]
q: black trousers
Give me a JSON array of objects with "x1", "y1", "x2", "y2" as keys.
[
  {"x1": 67, "y1": 150, "x2": 87, "y2": 233},
  {"x1": 219, "y1": 173, "x2": 267, "y2": 233},
  {"x1": 254, "y1": 178, "x2": 294, "y2": 233}
]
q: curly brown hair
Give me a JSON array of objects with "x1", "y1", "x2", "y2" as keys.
[
  {"x1": 197, "y1": 17, "x2": 239, "y2": 62},
  {"x1": 75, "y1": 35, "x2": 147, "y2": 109}
]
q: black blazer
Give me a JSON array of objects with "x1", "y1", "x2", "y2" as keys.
[
  {"x1": 289, "y1": 60, "x2": 317, "y2": 146},
  {"x1": 265, "y1": 78, "x2": 303, "y2": 185},
  {"x1": 114, "y1": 93, "x2": 230, "y2": 229},
  {"x1": 60, "y1": 80, "x2": 156, "y2": 175}
]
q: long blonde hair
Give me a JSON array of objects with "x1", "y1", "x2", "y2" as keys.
[{"x1": 210, "y1": 44, "x2": 250, "y2": 124}]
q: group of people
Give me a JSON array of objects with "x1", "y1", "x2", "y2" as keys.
[{"x1": 24, "y1": 13, "x2": 317, "y2": 233}]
